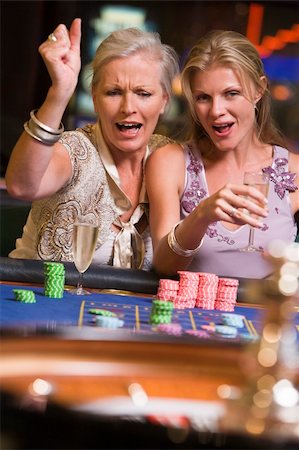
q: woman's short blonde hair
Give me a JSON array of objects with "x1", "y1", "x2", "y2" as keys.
[
  {"x1": 181, "y1": 30, "x2": 284, "y2": 146},
  {"x1": 91, "y1": 27, "x2": 179, "y2": 101}
]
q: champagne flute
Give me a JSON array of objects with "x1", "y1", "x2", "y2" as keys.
[
  {"x1": 240, "y1": 171, "x2": 269, "y2": 252},
  {"x1": 70, "y1": 222, "x2": 99, "y2": 295}
]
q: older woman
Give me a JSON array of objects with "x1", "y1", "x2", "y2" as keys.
[
  {"x1": 146, "y1": 30, "x2": 299, "y2": 278},
  {"x1": 5, "y1": 18, "x2": 179, "y2": 269}
]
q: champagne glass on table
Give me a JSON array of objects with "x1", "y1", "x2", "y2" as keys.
[
  {"x1": 70, "y1": 222, "x2": 99, "y2": 295},
  {"x1": 240, "y1": 171, "x2": 269, "y2": 253}
]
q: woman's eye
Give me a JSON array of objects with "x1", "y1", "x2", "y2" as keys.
[
  {"x1": 227, "y1": 91, "x2": 240, "y2": 97},
  {"x1": 107, "y1": 90, "x2": 121, "y2": 96},
  {"x1": 138, "y1": 91, "x2": 151, "y2": 97},
  {"x1": 195, "y1": 94, "x2": 209, "y2": 102}
]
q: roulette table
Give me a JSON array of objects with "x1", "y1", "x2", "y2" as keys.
[{"x1": 0, "y1": 256, "x2": 299, "y2": 449}]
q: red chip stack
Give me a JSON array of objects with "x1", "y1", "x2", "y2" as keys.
[
  {"x1": 196, "y1": 272, "x2": 219, "y2": 310},
  {"x1": 156, "y1": 279, "x2": 179, "y2": 302},
  {"x1": 214, "y1": 277, "x2": 239, "y2": 311},
  {"x1": 155, "y1": 271, "x2": 239, "y2": 312},
  {"x1": 174, "y1": 271, "x2": 199, "y2": 309}
]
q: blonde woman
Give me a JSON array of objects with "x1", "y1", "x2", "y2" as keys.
[{"x1": 146, "y1": 30, "x2": 298, "y2": 278}]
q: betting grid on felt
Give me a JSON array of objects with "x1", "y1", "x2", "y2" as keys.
[{"x1": 0, "y1": 284, "x2": 299, "y2": 343}]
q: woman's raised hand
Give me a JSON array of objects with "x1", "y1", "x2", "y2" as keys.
[{"x1": 38, "y1": 18, "x2": 81, "y2": 101}]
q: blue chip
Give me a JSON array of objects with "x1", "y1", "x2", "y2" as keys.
[
  {"x1": 221, "y1": 313, "x2": 244, "y2": 328},
  {"x1": 95, "y1": 316, "x2": 124, "y2": 329},
  {"x1": 215, "y1": 325, "x2": 238, "y2": 338}
]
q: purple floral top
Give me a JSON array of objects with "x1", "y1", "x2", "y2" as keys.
[
  {"x1": 180, "y1": 142, "x2": 297, "y2": 279},
  {"x1": 262, "y1": 157, "x2": 297, "y2": 199}
]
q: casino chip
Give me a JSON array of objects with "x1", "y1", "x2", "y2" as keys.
[
  {"x1": 149, "y1": 299, "x2": 173, "y2": 325},
  {"x1": 214, "y1": 277, "x2": 239, "y2": 312},
  {"x1": 215, "y1": 325, "x2": 238, "y2": 338},
  {"x1": 196, "y1": 272, "x2": 219, "y2": 310},
  {"x1": 89, "y1": 308, "x2": 116, "y2": 317},
  {"x1": 157, "y1": 279, "x2": 179, "y2": 301},
  {"x1": 44, "y1": 262, "x2": 65, "y2": 299},
  {"x1": 13, "y1": 289, "x2": 36, "y2": 303},
  {"x1": 156, "y1": 271, "x2": 239, "y2": 313},
  {"x1": 185, "y1": 329, "x2": 210, "y2": 338},
  {"x1": 95, "y1": 316, "x2": 124, "y2": 329},
  {"x1": 156, "y1": 323, "x2": 182, "y2": 336},
  {"x1": 171, "y1": 271, "x2": 198, "y2": 309},
  {"x1": 221, "y1": 313, "x2": 244, "y2": 328}
]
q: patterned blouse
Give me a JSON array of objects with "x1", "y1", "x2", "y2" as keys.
[
  {"x1": 9, "y1": 124, "x2": 173, "y2": 269},
  {"x1": 180, "y1": 141, "x2": 297, "y2": 278}
]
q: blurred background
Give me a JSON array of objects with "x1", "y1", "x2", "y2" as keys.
[{"x1": 1, "y1": 0, "x2": 299, "y2": 177}]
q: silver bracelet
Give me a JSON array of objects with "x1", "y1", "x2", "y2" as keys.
[
  {"x1": 30, "y1": 109, "x2": 64, "y2": 134},
  {"x1": 167, "y1": 220, "x2": 203, "y2": 257},
  {"x1": 24, "y1": 120, "x2": 61, "y2": 145},
  {"x1": 23, "y1": 109, "x2": 64, "y2": 146}
]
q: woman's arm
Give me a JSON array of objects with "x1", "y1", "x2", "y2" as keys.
[
  {"x1": 146, "y1": 143, "x2": 199, "y2": 275},
  {"x1": 5, "y1": 18, "x2": 81, "y2": 201}
]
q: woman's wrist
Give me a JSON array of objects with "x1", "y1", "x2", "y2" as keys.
[
  {"x1": 194, "y1": 200, "x2": 213, "y2": 229},
  {"x1": 167, "y1": 220, "x2": 204, "y2": 257},
  {"x1": 46, "y1": 85, "x2": 75, "y2": 112}
]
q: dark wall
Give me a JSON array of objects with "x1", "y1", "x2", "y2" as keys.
[
  {"x1": 1, "y1": 1, "x2": 298, "y2": 177},
  {"x1": 1, "y1": 0, "x2": 246, "y2": 175},
  {"x1": 1, "y1": 1, "x2": 78, "y2": 175}
]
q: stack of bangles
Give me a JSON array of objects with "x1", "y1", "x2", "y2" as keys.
[
  {"x1": 167, "y1": 220, "x2": 203, "y2": 257},
  {"x1": 24, "y1": 109, "x2": 64, "y2": 145}
]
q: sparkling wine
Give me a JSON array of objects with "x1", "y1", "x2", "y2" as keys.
[
  {"x1": 72, "y1": 223, "x2": 98, "y2": 273},
  {"x1": 244, "y1": 181, "x2": 269, "y2": 198},
  {"x1": 240, "y1": 171, "x2": 269, "y2": 252}
]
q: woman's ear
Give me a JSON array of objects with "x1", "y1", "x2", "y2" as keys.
[
  {"x1": 159, "y1": 93, "x2": 169, "y2": 115},
  {"x1": 92, "y1": 91, "x2": 98, "y2": 114},
  {"x1": 255, "y1": 75, "x2": 267, "y2": 104}
]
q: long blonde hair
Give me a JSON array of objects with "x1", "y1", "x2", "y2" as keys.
[{"x1": 181, "y1": 30, "x2": 285, "y2": 149}]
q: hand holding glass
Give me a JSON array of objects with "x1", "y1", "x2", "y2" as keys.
[
  {"x1": 70, "y1": 223, "x2": 99, "y2": 295},
  {"x1": 240, "y1": 171, "x2": 269, "y2": 252}
]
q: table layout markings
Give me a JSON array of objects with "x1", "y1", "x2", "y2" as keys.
[
  {"x1": 243, "y1": 317, "x2": 258, "y2": 336},
  {"x1": 188, "y1": 310, "x2": 197, "y2": 330},
  {"x1": 135, "y1": 305, "x2": 140, "y2": 331},
  {"x1": 78, "y1": 300, "x2": 85, "y2": 327}
]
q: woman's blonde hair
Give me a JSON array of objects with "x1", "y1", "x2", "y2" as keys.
[
  {"x1": 91, "y1": 27, "x2": 179, "y2": 101},
  {"x1": 181, "y1": 30, "x2": 285, "y2": 147}
]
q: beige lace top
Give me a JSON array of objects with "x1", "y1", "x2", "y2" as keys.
[{"x1": 9, "y1": 124, "x2": 173, "y2": 268}]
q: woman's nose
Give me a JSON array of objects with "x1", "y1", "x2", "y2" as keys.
[
  {"x1": 210, "y1": 98, "x2": 225, "y2": 117},
  {"x1": 121, "y1": 94, "x2": 136, "y2": 115}
]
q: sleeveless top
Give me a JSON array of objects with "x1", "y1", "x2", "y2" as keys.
[
  {"x1": 9, "y1": 125, "x2": 173, "y2": 270},
  {"x1": 180, "y1": 142, "x2": 297, "y2": 279}
]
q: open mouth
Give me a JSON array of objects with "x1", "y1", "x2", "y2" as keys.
[
  {"x1": 116, "y1": 123, "x2": 142, "y2": 131},
  {"x1": 212, "y1": 123, "x2": 233, "y2": 134}
]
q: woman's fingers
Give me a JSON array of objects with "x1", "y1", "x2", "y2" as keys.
[
  {"x1": 39, "y1": 19, "x2": 81, "y2": 57},
  {"x1": 69, "y1": 18, "x2": 81, "y2": 50},
  {"x1": 213, "y1": 184, "x2": 269, "y2": 227},
  {"x1": 229, "y1": 183, "x2": 268, "y2": 206},
  {"x1": 38, "y1": 19, "x2": 81, "y2": 89}
]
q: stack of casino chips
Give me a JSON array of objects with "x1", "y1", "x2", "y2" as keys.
[
  {"x1": 95, "y1": 316, "x2": 124, "y2": 329},
  {"x1": 156, "y1": 323, "x2": 182, "y2": 336},
  {"x1": 149, "y1": 299, "x2": 173, "y2": 325},
  {"x1": 44, "y1": 262, "x2": 65, "y2": 299},
  {"x1": 13, "y1": 289, "x2": 36, "y2": 303},
  {"x1": 174, "y1": 271, "x2": 199, "y2": 308},
  {"x1": 214, "y1": 277, "x2": 239, "y2": 312},
  {"x1": 156, "y1": 279, "x2": 179, "y2": 302},
  {"x1": 221, "y1": 313, "x2": 244, "y2": 328},
  {"x1": 196, "y1": 272, "x2": 219, "y2": 310}
]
